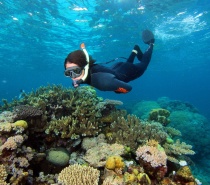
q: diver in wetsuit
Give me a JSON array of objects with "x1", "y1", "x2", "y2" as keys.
[{"x1": 64, "y1": 30, "x2": 155, "y2": 94}]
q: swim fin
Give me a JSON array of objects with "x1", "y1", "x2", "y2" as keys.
[{"x1": 142, "y1": 30, "x2": 155, "y2": 44}]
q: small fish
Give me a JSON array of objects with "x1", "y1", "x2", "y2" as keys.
[
  {"x1": 18, "y1": 89, "x2": 26, "y2": 99},
  {"x1": 179, "y1": 160, "x2": 187, "y2": 166}
]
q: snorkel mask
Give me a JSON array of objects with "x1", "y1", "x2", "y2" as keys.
[{"x1": 64, "y1": 66, "x2": 83, "y2": 79}]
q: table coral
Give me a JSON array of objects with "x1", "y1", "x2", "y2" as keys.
[{"x1": 57, "y1": 164, "x2": 100, "y2": 185}]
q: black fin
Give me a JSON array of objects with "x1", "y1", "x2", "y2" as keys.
[{"x1": 142, "y1": 30, "x2": 155, "y2": 44}]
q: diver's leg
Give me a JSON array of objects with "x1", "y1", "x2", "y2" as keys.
[
  {"x1": 135, "y1": 44, "x2": 154, "y2": 77},
  {"x1": 127, "y1": 45, "x2": 143, "y2": 63}
]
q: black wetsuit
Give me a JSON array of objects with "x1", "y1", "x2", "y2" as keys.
[{"x1": 85, "y1": 45, "x2": 153, "y2": 93}]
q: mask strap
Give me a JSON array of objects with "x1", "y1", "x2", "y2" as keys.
[{"x1": 80, "y1": 43, "x2": 89, "y2": 82}]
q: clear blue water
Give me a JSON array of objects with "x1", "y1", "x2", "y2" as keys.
[
  {"x1": 0, "y1": 0, "x2": 210, "y2": 183},
  {"x1": 1, "y1": 0, "x2": 210, "y2": 120}
]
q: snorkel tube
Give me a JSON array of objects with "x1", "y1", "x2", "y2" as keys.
[{"x1": 80, "y1": 43, "x2": 89, "y2": 82}]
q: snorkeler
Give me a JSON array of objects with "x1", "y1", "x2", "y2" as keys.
[{"x1": 64, "y1": 30, "x2": 155, "y2": 93}]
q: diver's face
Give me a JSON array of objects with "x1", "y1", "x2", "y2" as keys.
[{"x1": 65, "y1": 62, "x2": 84, "y2": 80}]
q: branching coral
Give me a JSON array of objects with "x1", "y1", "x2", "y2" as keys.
[
  {"x1": 163, "y1": 139, "x2": 195, "y2": 164},
  {"x1": 105, "y1": 114, "x2": 169, "y2": 151},
  {"x1": 45, "y1": 115, "x2": 102, "y2": 138},
  {"x1": 57, "y1": 164, "x2": 100, "y2": 185}
]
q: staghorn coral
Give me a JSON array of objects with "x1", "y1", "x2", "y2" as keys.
[
  {"x1": 106, "y1": 114, "x2": 169, "y2": 151},
  {"x1": 57, "y1": 164, "x2": 100, "y2": 185},
  {"x1": 163, "y1": 139, "x2": 195, "y2": 164},
  {"x1": 0, "y1": 164, "x2": 8, "y2": 185},
  {"x1": 165, "y1": 126, "x2": 182, "y2": 138},
  {"x1": 45, "y1": 115, "x2": 102, "y2": 138}
]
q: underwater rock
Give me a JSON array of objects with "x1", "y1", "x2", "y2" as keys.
[{"x1": 46, "y1": 147, "x2": 70, "y2": 166}]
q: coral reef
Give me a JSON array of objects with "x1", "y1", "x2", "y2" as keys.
[
  {"x1": 0, "y1": 85, "x2": 204, "y2": 184},
  {"x1": 57, "y1": 164, "x2": 100, "y2": 185}
]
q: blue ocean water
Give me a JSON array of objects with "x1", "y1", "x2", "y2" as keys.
[{"x1": 0, "y1": 0, "x2": 210, "y2": 183}]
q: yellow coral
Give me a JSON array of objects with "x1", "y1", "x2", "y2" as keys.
[
  {"x1": 105, "y1": 156, "x2": 124, "y2": 170},
  {"x1": 137, "y1": 173, "x2": 151, "y2": 184},
  {"x1": 124, "y1": 172, "x2": 136, "y2": 183},
  {"x1": 14, "y1": 120, "x2": 28, "y2": 129},
  {"x1": 175, "y1": 166, "x2": 195, "y2": 182},
  {"x1": 58, "y1": 164, "x2": 100, "y2": 185},
  {"x1": 105, "y1": 156, "x2": 116, "y2": 170}
]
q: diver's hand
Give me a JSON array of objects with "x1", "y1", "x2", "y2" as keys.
[
  {"x1": 72, "y1": 79, "x2": 84, "y2": 88},
  {"x1": 72, "y1": 80, "x2": 79, "y2": 88}
]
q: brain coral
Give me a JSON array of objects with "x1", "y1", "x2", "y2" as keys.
[
  {"x1": 46, "y1": 147, "x2": 70, "y2": 166},
  {"x1": 58, "y1": 164, "x2": 100, "y2": 185}
]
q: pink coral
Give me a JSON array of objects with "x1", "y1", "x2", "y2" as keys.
[
  {"x1": 136, "y1": 145, "x2": 167, "y2": 168},
  {"x1": 0, "y1": 135, "x2": 24, "y2": 151}
]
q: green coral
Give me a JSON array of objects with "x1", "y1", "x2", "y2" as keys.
[
  {"x1": 149, "y1": 108, "x2": 170, "y2": 126},
  {"x1": 46, "y1": 147, "x2": 70, "y2": 166}
]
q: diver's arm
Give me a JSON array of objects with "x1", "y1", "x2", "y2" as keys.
[{"x1": 91, "y1": 72, "x2": 132, "y2": 93}]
